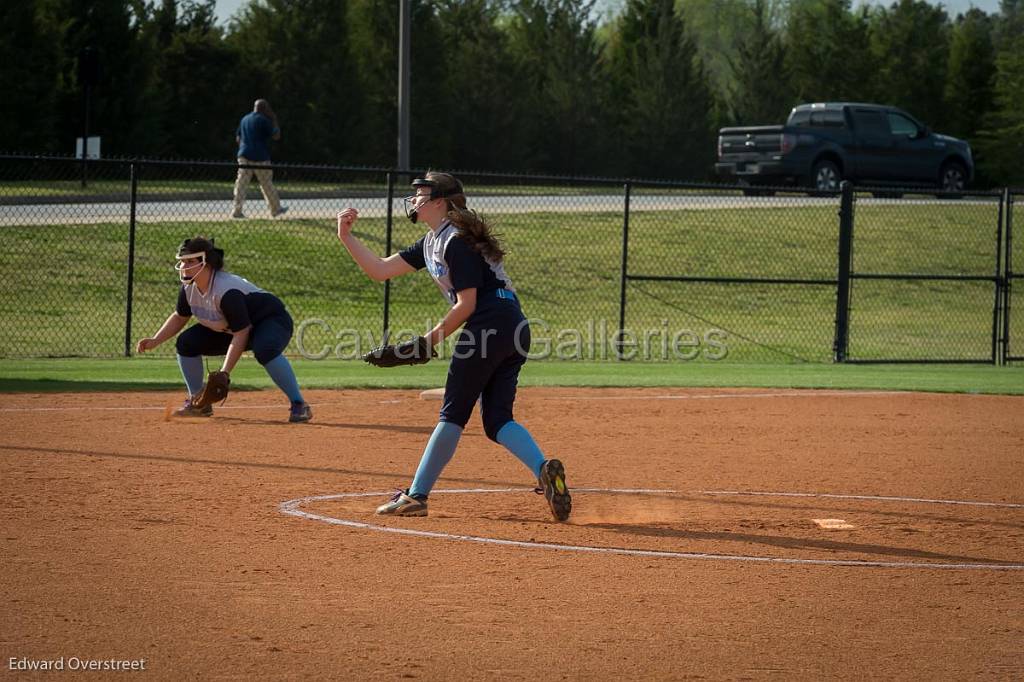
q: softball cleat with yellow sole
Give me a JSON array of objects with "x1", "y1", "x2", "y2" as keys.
[{"x1": 539, "y1": 459, "x2": 571, "y2": 522}]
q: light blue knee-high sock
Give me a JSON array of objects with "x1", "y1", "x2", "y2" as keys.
[
  {"x1": 409, "y1": 422, "x2": 463, "y2": 499},
  {"x1": 177, "y1": 354, "x2": 205, "y2": 396},
  {"x1": 263, "y1": 354, "x2": 304, "y2": 403},
  {"x1": 496, "y1": 421, "x2": 546, "y2": 478}
]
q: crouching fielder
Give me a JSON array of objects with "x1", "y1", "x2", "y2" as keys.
[
  {"x1": 337, "y1": 172, "x2": 571, "y2": 521},
  {"x1": 136, "y1": 236, "x2": 312, "y2": 423}
]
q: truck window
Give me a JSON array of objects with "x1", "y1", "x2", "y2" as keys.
[
  {"x1": 822, "y1": 110, "x2": 845, "y2": 127},
  {"x1": 810, "y1": 110, "x2": 845, "y2": 127},
  {"x1": 887, "y1": 112, "x2": 918, "y2": 137},
  {"x1": 851, "y1": 109, "x2": 890, "y2": 140},
  {"x1": 789, "y1": 110, "x2": 810, "y2": 127},
  {"x1": 790, "y1": 109, "x2": 845, "y2": 128}
]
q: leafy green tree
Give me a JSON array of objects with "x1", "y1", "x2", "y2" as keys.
[
  {"x1": 602, "y1": 0, "x2": 715, "y2": 178},
  {"x1": 785, "y1": 0, "x2": 873, "y2": 104},
  {"x1": 505, "y1": 0, "x2": 605, "y2": 174},
  {"x1": 229, "y1": 0, "x2": 360, "y2": 163},
  {"x1": 726, "y1": 0, "x2": 793, "y2": 124},
  {"x1": 342, "y1": 0, "x2": 398, "y2": 165},
  {"x1": 405, "y1": 2, "x2": 451, "y2": 168},
  {"x1": 341, "y1": 0, "x2": 449, "y2": 167},
  {"x1": 942, "y1": 8, "x2": 995, "y2": 184},
  {"x1": 865, "y1": 0, "x2": 950, "y2": 128},
  {"x1": 678, "y1": 0, "x2": 763, "y2": 124},
  {"x1": 0, "y1": 0, "x2": 61, "y2": 151},
  {"x1": 994, "y1": 0, "x2": 1024, "y2": 43},
  {"x1": 426, "y1": 0, "x2": 526, "y2": 171},
  {"x1": 46, "y1": 0, "x2": 162, "y2": 156},
  {"x1": 974, "y1": 29, "x2": 1024, "y2": 185},
  {"x1": 141, "y1": 0, "x2": 247, "y2": 159}
]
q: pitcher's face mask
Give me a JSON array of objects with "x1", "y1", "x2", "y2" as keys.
[
  {"x1": 404, "y1": 177, "x2": 464, "y2": 223},
  {"x1": 403, "y1": 190, "x2": 433, "y2": 224}
]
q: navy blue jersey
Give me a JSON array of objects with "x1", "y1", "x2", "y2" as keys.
[{"x1": 399, "y1": 221, "x2": 515, "y2": 311}]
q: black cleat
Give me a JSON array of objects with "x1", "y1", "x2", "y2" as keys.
[{"x1": 538, "y1": 459, "x2": 571, "y2": 522}]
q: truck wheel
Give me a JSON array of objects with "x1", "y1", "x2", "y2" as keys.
[
  {"x1": 809, "y1": 160, "x2": 841, "y2": 194},
  {"x1": 938, "y1": 162, "x2": 966, "y2": 196}
]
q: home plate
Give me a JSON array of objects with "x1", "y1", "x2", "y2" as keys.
[
  {"x1": 813, "y1": 518, "x2": 856, "y2": 530},
  {"x1": 419, "y1": 388, "x2": 446, "y2": 400}
]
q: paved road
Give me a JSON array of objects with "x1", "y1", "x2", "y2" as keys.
[{"x1": 0, "y1": 193, "x2": 994, "y2": 226}]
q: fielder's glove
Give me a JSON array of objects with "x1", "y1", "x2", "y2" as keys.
[
  {"x1": 191, "y1": 370, "x2": 231, "y2": 409},
  {"x1": 363, "y1": 336, "x2": 436, "y2": 368}
]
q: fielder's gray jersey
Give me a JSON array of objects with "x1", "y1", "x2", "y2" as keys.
[
  {"x1": 399, "y1": 221, "x2": 515, "y2": 306},
  {"x1": 180, "y1": 271, "x2": 265, "y2": 332}
]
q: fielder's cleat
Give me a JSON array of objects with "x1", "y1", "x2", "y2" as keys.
[
  {"x1": 539, "y1": 459, "x2": 571, "y2": 522},
  {"x1": 174, "y1": 398, "x2": 213, "y2": 418},
  {"x1": 272, "y1": 205, "x2": 289, "y2": 218},
  {"x1": 231, "y1": 211, "x2": 246, "y2": 219},
  {"x1": 376, "y1": 490, "x2": 427, "y2": 517},
  {"x1": 289, "y1": 401, "x2": 312, "y2": 423}
]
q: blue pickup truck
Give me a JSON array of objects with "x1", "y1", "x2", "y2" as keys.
[{"x1": 715, "y1": 102, "x2": 974, "y2": 194}]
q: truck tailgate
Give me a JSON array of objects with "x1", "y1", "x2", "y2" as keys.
[{"x1": 719, "y1": 126, "x2": 785, "y2": 156}]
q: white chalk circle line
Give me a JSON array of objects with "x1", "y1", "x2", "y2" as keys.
[{"x1": 278, "y1": 487, "x2": 1024, "y2": 570}]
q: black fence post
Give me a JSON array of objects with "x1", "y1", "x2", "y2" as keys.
[
  {"x1": 993, "y1": 189, "x2": 1007, "y2": 365},
  {"x1": 833, "y1": 181, "x2": 855, "y2": 362},
  {"x1": 124, "y1": 161, "x2": 139, "y2": 357},
  {"x1": 1003, "y1": 190, "x2": 1014, "y2": 364},
  {"x1": 616, "y1": 182, "x2": 631, "y2": 360},
  {"x1": 383, "y1": 171, "x2": 394, "y2": 341}
]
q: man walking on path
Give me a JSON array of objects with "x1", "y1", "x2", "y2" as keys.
[{"x1": 232, "y1": 99, "x2": 287, "y2": 219}]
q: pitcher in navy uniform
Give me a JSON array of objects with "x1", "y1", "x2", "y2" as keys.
[
  {"x1": 336, "y1": 172, "x2": 571, "y2": 520},
  {"x1": 136, "y1": 236, "x2": 312, "y2": 423}
]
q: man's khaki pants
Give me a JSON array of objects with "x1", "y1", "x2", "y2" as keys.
[{"x1": 233, "y1": 157, "x2": 282, "y2": 215}]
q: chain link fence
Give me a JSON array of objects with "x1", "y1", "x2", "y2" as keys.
[
  {"x1": 621, "y1": 188, "x2": 841, "y2": 362},
  {"x1": 844, "y1": 186, "x2": 1004, "y2": 363},
  {"x1": 1007, "y1": 191, "x2": 1022, "y2": 362},
  {"x1": 0, "y1": 155, "x2": 1015, "y2": 364},
  {"x1": 1, "y1": 156, "x2": 137, "y2": 356}
]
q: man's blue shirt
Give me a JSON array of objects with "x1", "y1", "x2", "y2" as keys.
[{"x1": 236, "y1": 112, "x2": 277, "y2": 161}]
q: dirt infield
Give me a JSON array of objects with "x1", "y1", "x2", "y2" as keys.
[{"x1": 2, "y1": 387, "x2": 1022, "y2": 679}]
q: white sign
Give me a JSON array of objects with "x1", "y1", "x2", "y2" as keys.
[{"x1": 75, "y1": 136, "x2": 101, "y2": 159}]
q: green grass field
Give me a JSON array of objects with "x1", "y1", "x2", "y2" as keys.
[
  {"x1": 0, "y1": 187, "x2": 1016, "y2": 369},
  {"x1": 0, "y1": 357, "x2": 1021, "y2": 395}
]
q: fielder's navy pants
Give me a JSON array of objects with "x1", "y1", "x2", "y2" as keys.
[{"x1": 175, "y1": 312, "x2": 293, "y2": 366}]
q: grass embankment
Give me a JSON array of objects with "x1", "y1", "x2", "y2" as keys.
[{"x1": 0, "y1": 196, "x2": 1012, "y2": 367}]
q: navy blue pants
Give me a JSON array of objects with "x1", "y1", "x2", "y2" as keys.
[
  {"x1": 440, "y1": 300, "x2": 531, "y2": 442},
  {"x1": 175, "y1": 312, "x2": 293, "y2": 366}
]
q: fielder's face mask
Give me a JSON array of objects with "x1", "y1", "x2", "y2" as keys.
[
  {"x1": 175, "y1": 238, "x2": 208, "y2": 280},
  {"x1": 175, "y1": 249, "x2": 207, "y2": 283},
  {"x1": 404, "y1": 177, "x2": 464, "y2": 223}
]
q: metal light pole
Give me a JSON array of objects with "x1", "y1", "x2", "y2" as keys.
[{"x1": 397, "y1": 0, "x2": 411, "y2": 173}]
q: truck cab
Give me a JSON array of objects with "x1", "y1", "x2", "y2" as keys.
[{"x1": 715, "y1": 102, "x2": 974, "y2": 193}]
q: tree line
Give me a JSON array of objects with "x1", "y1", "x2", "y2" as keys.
[{"x1": 3, "y1": 0, "x2": 1023, "y2": 186}]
